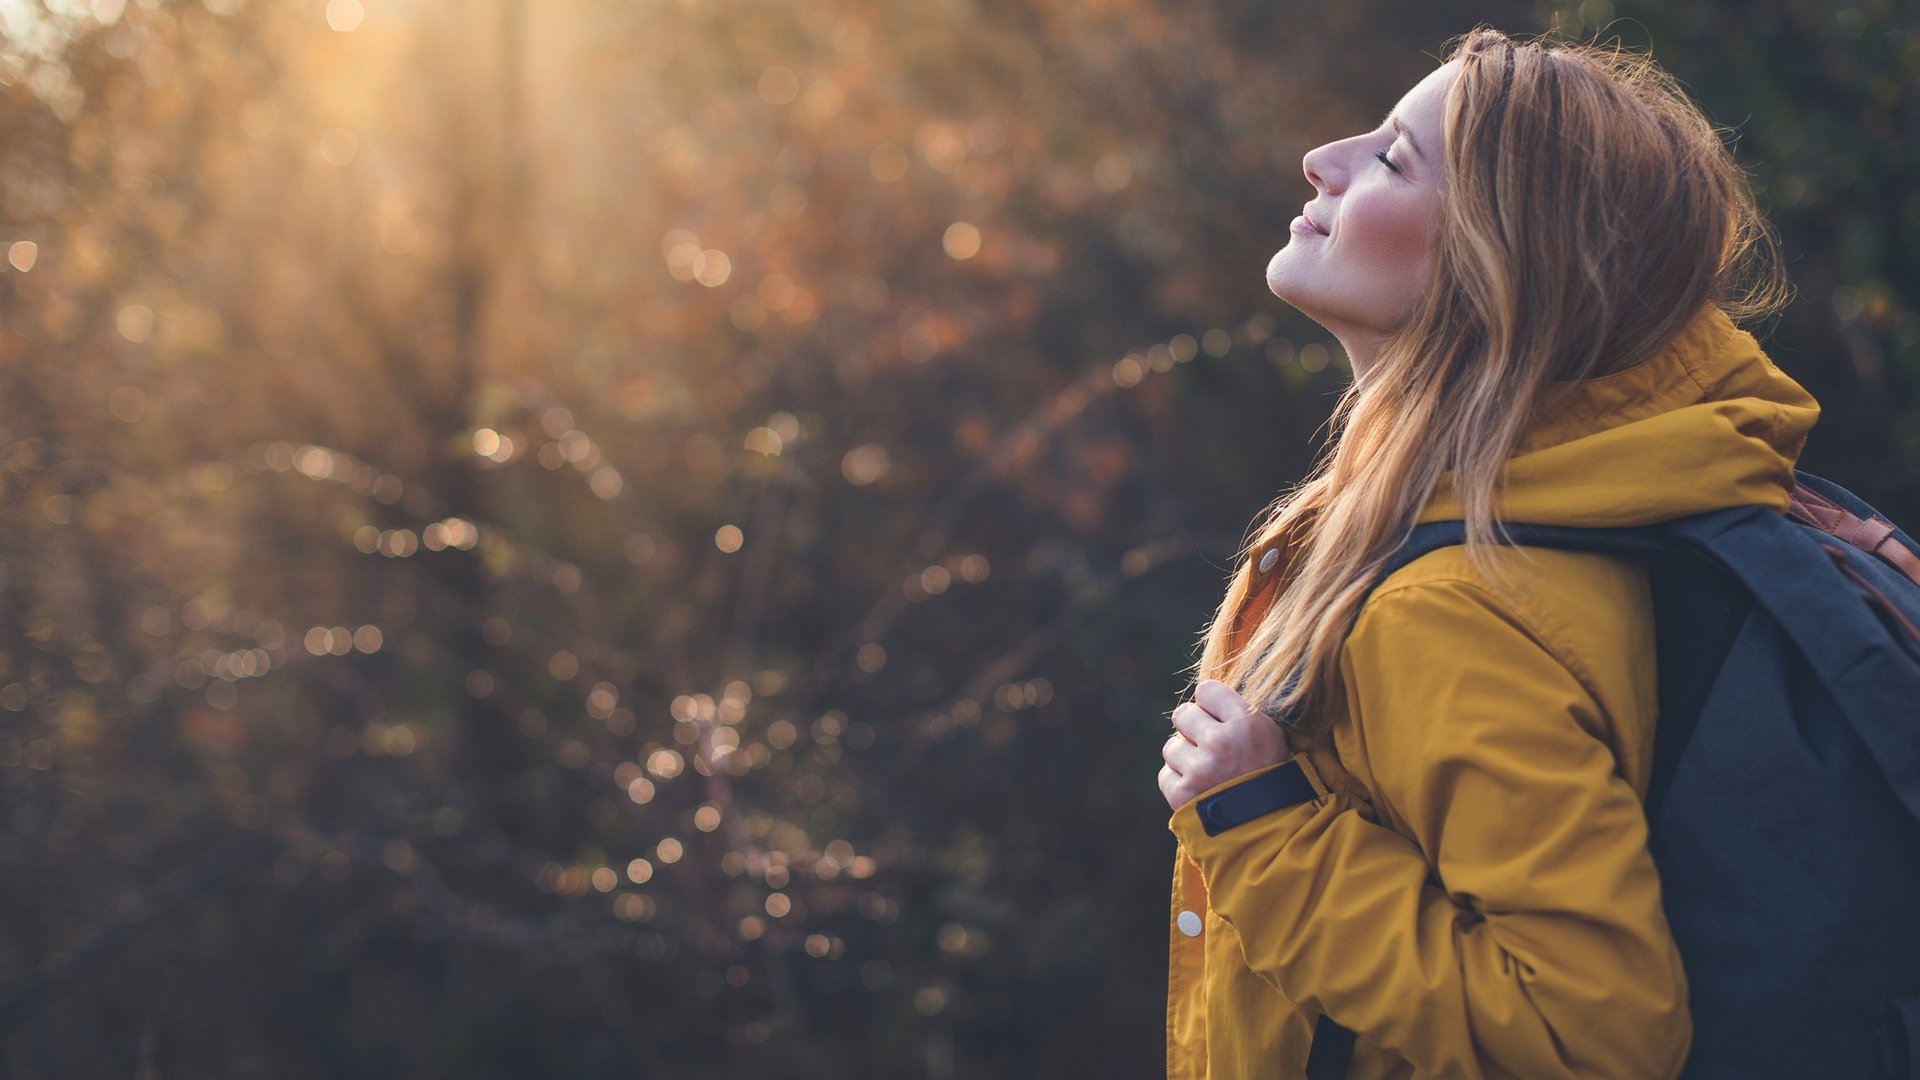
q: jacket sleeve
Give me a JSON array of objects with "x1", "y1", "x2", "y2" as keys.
[{"x1": 1168, "y1": 577, "x2": 1691, "y2": 1079}]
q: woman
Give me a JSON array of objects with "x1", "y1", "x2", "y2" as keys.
[{"x1": 1157, "y1": 27, "x2": 1819, "y2": 1079}]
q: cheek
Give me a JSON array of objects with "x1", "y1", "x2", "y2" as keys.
[{"x1": 1340, "y1": 194, "x2": 1440, "y2": 272}]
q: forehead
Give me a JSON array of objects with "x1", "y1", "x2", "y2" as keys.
[{"x1": 1388, "y1": 60, "x2": 1459, "y2": 136}]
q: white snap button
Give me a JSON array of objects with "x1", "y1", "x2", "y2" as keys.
[
  {"x1": 1257, "y1": 548, "x2": 1279, "y2": 574},
  {"x1": 1176, "y1": 910, "x2": 1203, "y2": 938}
]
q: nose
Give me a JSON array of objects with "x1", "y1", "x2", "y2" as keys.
[{"x1": 1301, "y1": 139, "x2": 1343, "y2": 195}]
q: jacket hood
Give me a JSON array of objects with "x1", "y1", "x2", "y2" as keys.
[{"x1": 1416, "y1": 306, "x2": 1822, "y2": 528}]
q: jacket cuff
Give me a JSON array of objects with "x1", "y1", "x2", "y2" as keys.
[{"x1": 1168, "y1": 752, "x2": 1332, "y2": 849}]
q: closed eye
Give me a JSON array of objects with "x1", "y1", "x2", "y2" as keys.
[{"x1": 1374, "y1": 148, "x2": 1401, "y2": 174}]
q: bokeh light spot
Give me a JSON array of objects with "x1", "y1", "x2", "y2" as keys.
[
  {"x1": 693, "y1": 249, "x2": 731, "y2": 287},
  {"x1": 614, "y1": 893, "x2": 655, "y2": 922},
  {"x1": 646, "y1": 748, "x2": 683, "y2": 780},
  {"x1": 840, "y1": 445, "x2": 888, "y2": 486},
  {"x1": 325, "y1": 0, "x2": 365, "y2": 32},
  {"x1": 942, "y1": 222, "x2": 981, "y2": 260},
  {"x1": 623, "y1": 534, "x2": 656, "y2": 565},
  {"x1": 319, "y1": 128, "x2": 359, "y2": 166},
  {"x1": 116, "y1": 304, "x2": 154, "y2": 343},
  {"x1": 109, "y1": 386, "x2": 146, "y2": 423},
  {"x1": 743, "y1": 426, "x2": 783, "y2": 456},
  {"x1": 589, "y1": 468, "x2": 623, "y2": 499}
]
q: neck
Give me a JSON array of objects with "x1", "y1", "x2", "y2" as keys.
[{"x1": 1333, "y1": 329, "x2": 1387, "y2": 385}]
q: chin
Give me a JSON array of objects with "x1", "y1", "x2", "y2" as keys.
[
  {"x1": 1265, "y1": 252, "x2": 1298, "y2": 303},
  {"x1": 1266, "y1": 273, "x2": 1321, "y2": 320}
]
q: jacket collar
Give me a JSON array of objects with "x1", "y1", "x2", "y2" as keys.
[{"x1": 1417, "y1": 306, "x2": 1822, "y2": 527}]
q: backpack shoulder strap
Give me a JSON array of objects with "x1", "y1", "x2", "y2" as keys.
[{"x1": 1382, "y1": 519, "x2": 1676, "y2": 581}]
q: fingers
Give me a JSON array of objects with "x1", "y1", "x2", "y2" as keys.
[
  {"x1": 1161, "y1": 729, "x2": 1200, "y2": 775},
  {"x1": 1162, "y1": 683, "x2": 1269, "y2": 812},
  {"x1": 1168, "y1": 701, "x2": 1213, "y2": 744},
  {"x1": 1158, "y1": 762, "x2": 1197, "y2": 812},
  {"x1": 1193, "y1": 679, "x2": 1262, "y2": 726}
]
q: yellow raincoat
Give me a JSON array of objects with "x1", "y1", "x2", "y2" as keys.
[{"x1": 1166, "y1": 306, "x2": 1823, "y2": 1078}]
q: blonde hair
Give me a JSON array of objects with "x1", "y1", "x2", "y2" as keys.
[{"x1": 1195, "y1": 27, "x2": 1789, "y2": 734}]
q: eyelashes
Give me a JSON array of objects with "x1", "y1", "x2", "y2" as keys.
[{"x1": 1374, "y1": 148, "x2": 1401, "y2": 174}]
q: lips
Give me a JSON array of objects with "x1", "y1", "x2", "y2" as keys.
[{"x1": 1301, "y1": 207, "x2": 1330, "y2": 235}]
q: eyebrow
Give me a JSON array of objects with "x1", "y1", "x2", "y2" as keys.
[{"x1": 1386, "y1": 113, "x2": 1423, "y2": 162}]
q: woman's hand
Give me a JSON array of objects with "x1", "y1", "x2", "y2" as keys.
[{"x1": 1158, "y1": 679, "x2": 1289, "y2": 812}]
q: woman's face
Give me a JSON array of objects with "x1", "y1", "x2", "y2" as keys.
[{"x1": 1266, "y1": 61, "x2": 1456, "y2": 360}]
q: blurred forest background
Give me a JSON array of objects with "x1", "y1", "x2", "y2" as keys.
[{"x1": 0, "y1": 0, "x2": 1913, "y2": 1076}]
